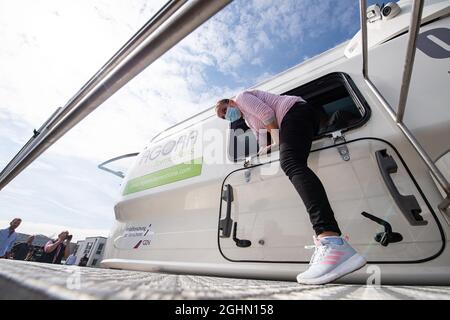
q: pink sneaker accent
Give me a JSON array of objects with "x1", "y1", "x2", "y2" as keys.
[
  {"x1": 325, "y1": 255, "x2": 342, "y2": 260},
  {"x1": 321, "y1": 261, "x2": 338, "y2": 265}
]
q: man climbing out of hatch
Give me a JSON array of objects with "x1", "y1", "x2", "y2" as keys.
[{"x1": 215, "y1": 90, "x2": 367, "y2": 285}]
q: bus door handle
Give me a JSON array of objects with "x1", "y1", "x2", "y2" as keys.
[
  {"x1": 375, "y1": 149, "x2": 427, "y2": 226},
  {"x1": 219, "y1": 184, "x2": 234, "y2": 237}
]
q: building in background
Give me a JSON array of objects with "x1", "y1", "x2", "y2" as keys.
[{"x1": 73, "y1": 237, "x2": 107, "y2": 268}]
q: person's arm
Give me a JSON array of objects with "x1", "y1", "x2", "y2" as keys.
[
  {"x1": 236, "y1": 91, "x2": 279, "y2": 155},
  {"x1": 5, "y1": 235, "x2": 17, "y2": 259},
  {"x1": 44, "y1": 239, "x2": 63, "y2": 253},
  {"x1": 265, "y1": 122, "x2": 279, "y2": 144},
  {"x1": 25, "y1": 250, "x2": 33, "y2": 261}
]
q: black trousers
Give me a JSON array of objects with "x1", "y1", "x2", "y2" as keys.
[{"x1": 279, "y1": 102, "x2": 342, "y2": 236}]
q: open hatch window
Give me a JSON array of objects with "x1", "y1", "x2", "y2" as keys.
[
  {"x1": 284, "y1": 72, "x2": 370, "y2": 137},
  {"x1": 228, "y1": 72, "x2": 370, "y2": 162}
]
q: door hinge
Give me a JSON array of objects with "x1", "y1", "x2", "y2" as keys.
[{"x1": 332, "y1": 131, "x2": 350, "y2": 161}]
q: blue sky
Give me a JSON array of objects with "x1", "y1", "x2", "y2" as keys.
[{"x1": 0, "y1": 0, "x2": 380, "y2": 240}]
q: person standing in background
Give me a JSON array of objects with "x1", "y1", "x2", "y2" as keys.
[
  {"x1": 39, "y1": 231, "x2": 72, "y2": 264},
  {"x1": 0, "y1": 218, "x2": 22, "y2": 259}
]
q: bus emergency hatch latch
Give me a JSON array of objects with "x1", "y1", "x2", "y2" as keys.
[
  {"x1": 361, "y1": 211, "x2": 403, "y2": 246},
  {"x1": 232, "y1": 222, "x2": 251, "y2": 248},
  {"x1": 332, "y1": 131, "x2": 350, "y2": 161}
]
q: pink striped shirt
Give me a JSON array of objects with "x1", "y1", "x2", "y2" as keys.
[{"x1": 235, "y1": 90, "x2": 305, "y2": 145}]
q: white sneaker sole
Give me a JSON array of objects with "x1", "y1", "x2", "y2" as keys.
[{"x1": 296, "y1": 253, "x2": 367, "y2": 285}]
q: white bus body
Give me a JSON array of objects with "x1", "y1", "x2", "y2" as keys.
[{"x1": 101, "y1": 0, "x2": 450, "y2": 284}]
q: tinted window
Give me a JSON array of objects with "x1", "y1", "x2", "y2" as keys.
[
  {"x1": 96, "y1": 243, "x2": 104, "y2": 255},
  {"x1": 84, "y1": 242, "x2": 93, "y2": 255},
  {"x1": 284, "y1": 73, "x2": 369, "y2": 136},
  {"x1": 227, "y1": 118, "x2": 259, "y2": 162}
]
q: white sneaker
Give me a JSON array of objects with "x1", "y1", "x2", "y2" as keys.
[{"x1": 297, "y1": 236, "x2": 367, "y2": 285}]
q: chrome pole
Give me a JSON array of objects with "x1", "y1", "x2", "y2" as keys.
[
  {"x1": 365, "y1": 76, "x2": 450, "y2": 195},
  {"x1": 0, "y1": 0, "x2": 232, "y2": 190},
  {"x1": 360, "y1": 0, "x2": 398, "y2": 122},
  {"x1": 358, "y1": 0, "x2": 450, "y2": 197},
  {"x1": 396, "y1": 0, "x2": 425, "y2": 123},
  {"x1": 46, "y1": 0, "x2": 188, "y2": 130},
  {"x1": 359, "y1": 0, "x2": 368, "y2": 79},
  {"x1": 0, "y1": 107, "x2": 62, "y2": 179}
]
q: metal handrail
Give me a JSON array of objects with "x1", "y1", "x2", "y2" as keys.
[
  {"x1": 0, "y1": 107, "x2": 62, "y2": 179},
  {"x1": 0, "y1": 0, "x2": 232, "y2": 190},
  {"x1": 396, "y1": 0, "x2": 425, "y2": 123},
  {"x1": 0, "y1": 0, "x2": 186, "y2": 181},
  {"x1": 359, "y1": 0, "x2": 450, "y2": 198},
  {"x1": 46, "y1": 0, "x2": 188, "y2": 131}
]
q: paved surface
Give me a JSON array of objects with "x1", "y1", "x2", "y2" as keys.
[{"x1": 1, "y1": 259, "x2": 450, "y2": 300}]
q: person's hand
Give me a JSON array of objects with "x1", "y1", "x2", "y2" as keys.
[
  {"x1": 58, "y1": 232, "x2": 68, "y2": 242},
  {"x1": 257, "y1": 143, "x2": 277, "y2": 156},
  {"x1": 257, "y1": 145, "x2": 271, "y2": 156},
  {"x1": 66, "y1": 234, "x2": 72, "y2": 243}
]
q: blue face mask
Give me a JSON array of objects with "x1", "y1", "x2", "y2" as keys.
[{"x1": 225, "y1": 107, "x2": 241, "y2": 122}]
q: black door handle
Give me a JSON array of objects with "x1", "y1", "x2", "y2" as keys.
[
  {"x1": 219, "y1": 184, "x2": 234, "y2": 237},
  {"x1": 361, "y1": 211, "x2": 403, "y2": 246},
  {"x1": 232, "y1": 222, "x2": 251, "y2": 248},
  {"x1": 375, "y1": 149, "x2": 427, "y2": 226}
]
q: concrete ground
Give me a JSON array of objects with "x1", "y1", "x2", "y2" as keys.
[{"x1": 1, "y1": 259, "x2": 450, "y2": 300}]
